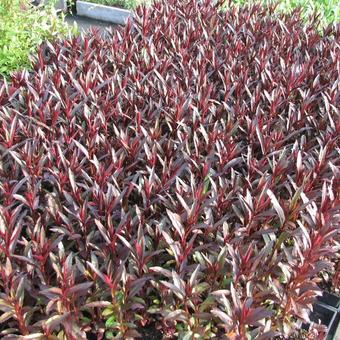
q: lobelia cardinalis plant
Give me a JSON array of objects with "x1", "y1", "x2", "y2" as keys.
[{"x1": 0, "y1": 0, "x2": 339, "y2": 338}]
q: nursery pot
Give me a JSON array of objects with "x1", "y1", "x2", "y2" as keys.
[
  {"x1": 305, "y1": 292, "x2": 340, "y2": 339},
  {"x1": 32, "y1": 0, "x2": 68, "y2": 12},
  {"x1": 76, "y1": 1, "x2": 132, "y2": 25}
]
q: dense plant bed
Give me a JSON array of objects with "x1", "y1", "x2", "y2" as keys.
[{"x1": 0, "y1": 0, "x2": 339, "y2": 339}]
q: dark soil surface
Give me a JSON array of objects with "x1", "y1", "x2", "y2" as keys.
[
  {"x1": 274, "y1": 329, "x2": 309, "y2": 339},
  {"x1": 139, "y1": 323, "x2": 164, "y2": 339},
  {"x1": 318, "y1": 276, "x2": 340, "y2": 296}
]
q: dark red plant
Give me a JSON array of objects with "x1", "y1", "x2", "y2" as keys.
[{"x1": 0, "y1": 0, "x2": 339, "y2": 339}]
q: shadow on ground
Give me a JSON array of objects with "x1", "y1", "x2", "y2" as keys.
[{"x1": 65, "y1": 14, "x2": 117, "y2": 32}]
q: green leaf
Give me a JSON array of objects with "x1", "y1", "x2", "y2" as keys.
[
  {"x1": 105, "y1": 331, "x2": 114, "y2": 339},
  {"x1": 203, "y1": 173, "x2": 211, "y2": 194},
  {"x1": 105, "y1": 315, "x2": 118, "y2": 328},
  {"x1": 115, "y1": 291, "x2": 124, "y2": 304},
  {"x1": 102, "y1": 307, "x2": 114, "y2": 317},
  {"x1": 181, "y1": 330, "x2": 194, "y2": 340},
  {"x1": 176, "y1": 323, "x2": 184, "y2": 331},
  {"x1": 192, "y1": 282, "x2": 210, "y2": 294},
  {"x1": 147, "y1": 306, "x2": 161, "y2": 314},
  {"x1": 199, "y1": 296, "x2": 216, "y2": 312}
]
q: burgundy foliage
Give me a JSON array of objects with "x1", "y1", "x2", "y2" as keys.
[{"x1": 0, "y1": 0, "x2": 339, "y2": 339}]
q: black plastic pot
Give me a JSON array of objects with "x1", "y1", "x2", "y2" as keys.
[
  {"x1": 31, "y1": 0, "x2": 69, "y2": 12},
  {"x1": 304, "y1": 292, "x2": 340, "y2": 339}
]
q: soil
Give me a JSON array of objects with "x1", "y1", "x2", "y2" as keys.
[
  {"x1": 318, "y1": 275, "x2": 340, "y2": 296},
  {"x1": 139, "y1": 323, "x2": 164, "y2": 340},
  {"x1": 274, "y1": 329, "x2": 309, "y2": 339}
]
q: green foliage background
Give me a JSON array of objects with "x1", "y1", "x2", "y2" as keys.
[
  {"x1": 230, "y1": 0, "x2": 339, "y2": 26},
  {"x1": 0, "y1": 0, "x2": 72, "y2": 77},
  {"x1": 85, "y1": 0, "x2": 151, "y2": 10}
]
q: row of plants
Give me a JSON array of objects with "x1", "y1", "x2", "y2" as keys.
[{"x1": 0, "y1": 0, "x2": 339, "y2": 338}]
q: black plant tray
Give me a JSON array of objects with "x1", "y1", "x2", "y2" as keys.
[{"x1": 303, "y1": 292, "x2": 340, "y2": 339}]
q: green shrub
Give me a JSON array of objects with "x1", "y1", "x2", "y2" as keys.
[
  {"x1": 0, "y1": 0, "x2": 72, "y2": 77},
  {"x1": 230, "y1": 0, "x2": 339, "y2": 26}
]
